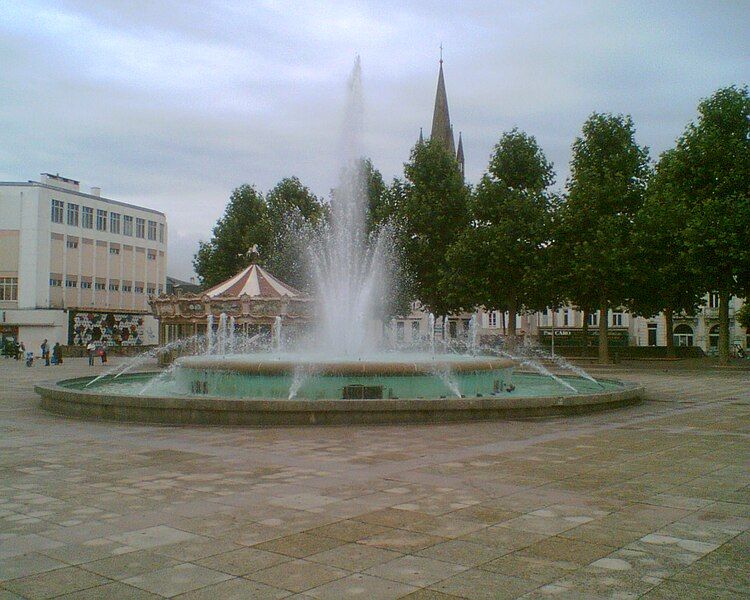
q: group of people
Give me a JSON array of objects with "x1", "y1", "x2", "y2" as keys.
[
  {"x1": 38, "y1": 339, "x2": 63, "y2": 366},
  {"x1": 3, "y1": 338, "x2": 107, "y2": 366}
]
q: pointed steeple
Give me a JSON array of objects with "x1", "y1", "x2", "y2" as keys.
[
  {"x1": 418, "y1": 127, "x2": 424, "y2": 144},
  {"x1": 456, "y1": 131, "x2": 465, "y2": 179},
  {"x1": 430, "y1": 55, "x2": 455, "y2": 156}
]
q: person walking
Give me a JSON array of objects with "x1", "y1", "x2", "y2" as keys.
[
  {"x1": 52, "y1": 342, "x2": 63, "y2": 365},
  {"x1": 86, "y1": 341, "x2": 96, "y2": 366},
  {"x1": 41, "y1": 339, "x2": 50, "y2": 366}
]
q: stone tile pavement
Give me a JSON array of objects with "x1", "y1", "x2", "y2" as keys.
[{"x1": 0, "y1": 357, "x2": 747, "y2": 598}]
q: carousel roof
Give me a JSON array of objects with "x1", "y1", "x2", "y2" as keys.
[{"x1": 204, "y1": 264, "x2": 303, "y2": 299}]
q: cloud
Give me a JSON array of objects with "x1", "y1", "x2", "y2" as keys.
[{"x1": 1, "y1": 1, "x2": 747, "y2": 278}]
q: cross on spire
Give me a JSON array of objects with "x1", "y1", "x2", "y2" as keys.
[{"x1": 439, "y1": 43, "x2": 443, "y2": 64}]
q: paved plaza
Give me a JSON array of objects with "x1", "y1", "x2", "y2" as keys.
[{"x1": 0, "y1": 358, "x2": 748, "y2": 599}]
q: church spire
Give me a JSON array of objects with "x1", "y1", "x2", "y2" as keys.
[
  {"x1": 430, "y1": 51, "x2": 455, "y2": 156},
  {"x1": 456, "y1": 131, "x2": 465, "y2": 179}
]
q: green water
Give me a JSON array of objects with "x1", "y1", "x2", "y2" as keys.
[{"x1": 67, "y1": 369, "x2": 618, "y2": 400}]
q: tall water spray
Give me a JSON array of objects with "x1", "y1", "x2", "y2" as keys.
[{"x1": 311, "y1": 56, "x2": 391, "y2": 357}]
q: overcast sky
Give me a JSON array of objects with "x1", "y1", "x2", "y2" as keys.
[{"x1": 1, "y1": 1, "x2": 747, "y2": 279}]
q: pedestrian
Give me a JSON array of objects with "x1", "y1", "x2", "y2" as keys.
[
  {"x1": 86, "y1": 340, "x2": 96, "y2": 366},
  {"x1": 101, "y1": 345, "x2": 108, "y2": 364},
  {"x1": 18, "y1": 342, "x2": 25, "y2": 361},
  {"x1": 52, "y1": 342, "x2": 63, "y2": 365},
  {"x1": 41, "y1": 339, "x2": 50, "y2": 366}
]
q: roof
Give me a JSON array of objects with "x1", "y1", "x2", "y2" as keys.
[{"x1": 204, "y1": 264, "x2": 303, "y2": 299}]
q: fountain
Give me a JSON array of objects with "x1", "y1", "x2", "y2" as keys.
[{"x1": 35, "y1": 57, "x2": 642, "y2": 425}]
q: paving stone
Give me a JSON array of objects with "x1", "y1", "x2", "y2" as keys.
[
  {"x1": 365, "y1": 554, "x2": 467, "y2": 586},
  {"x1": 247, "y1": 559, "x2": 349, "y2": 593},
  {"x1": 124, "y1": 562, "x2": 232, "y2": 597},
  {"x1": 305, "y1": 572, "x2": 417, "y2": 599},
  {"x1": 2, "y1": 566, "x2": 109, "y2": 599},
  {"x1": 0, "y1": 359, "x2": 747, "y2": 599},
  {"x1": 172, "y1": 577, "x2": 291, "y2": 599},
  {"x1": 195, "y1": 547, "x2": 290, "y2": 575}
]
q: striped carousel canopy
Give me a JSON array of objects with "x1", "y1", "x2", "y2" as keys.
[{"x1": 204, "y1": 264, "x2": 303, "y2": 299}]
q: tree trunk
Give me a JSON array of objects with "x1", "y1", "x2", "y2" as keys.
[
  {"x1": 598, "y1": 303, "x2": 609, "y2": 364},
  {"x1": 664, "y1": 307, "x2": 675, "y2": 359},
  {"x1": 582, "y1": 309, "x2": 589, "y2": 357},
  {"x1": 507, "y1": 301, "x2": 517, "y2": 351},
  {"x1": 719, "y1": 289, "x2": 730, "y2": 365}
]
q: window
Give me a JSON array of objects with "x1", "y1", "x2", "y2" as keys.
[
  {"x1": 110, "y1": 212, "x2": 120, "y2": 234},
  {"x1": 563, "y1": 310, "x2": 570, "y2": 327},
  {"x1": 110, "y1": 247, "x2": 120, "y2": 255},
  {"x1": 488, "y1": 312, "x2": 497, "y2": 328},
  {"x1": 94, "y1": 282, "x2": 105, "y2": 290},
  {"x1": 135, "y1": 218, "x2": 145, "y2": 238},
  {"x1": 109, "y1": 282, "x2": 119, "y2": 291},
  {"x1": 159, "y1": 223, "x2": 164, "y2": 243},
  {"x1": 49, "y1": 278, "x2": 62, "y2": 287},
  {"x1": 122, "y1": 284, "x2": 132, "y2": 292},
  {"x1": 612, "y1": 312, "x2": 623, "y2": 327},
  {"x1": 66, "y1": 238, "x2": 78, "y2": 249},
  {"x1": 157, "y1": 286, "x2": 163, "y2": 295},
  {"x1": 82, "y1": 206, "x2": 93, "y2": 228},
  {"x1": 147, "y1": 220, "x2": 157, "y2": 241},
  {"x1": 80, "y1": 281, "x2": 92, "y2": 289},
  {"x1": 67, "y1": 203, "x2": 79, "y2": 226},
  {"x1": 96, "y1": 209, "x2": 107, "y2": 231},
  {"x1": 65, "y1": 278, "x2": 77, "y2": 288},
  {"x1": 708, "y1": 292, "x2": 720, "y2": 309},
  {"x1": 587, "y1": 313, "x2": 598, "y2": 326},
  {"x1": 147, "y1": 286, "x2": 155, "y2": 295},
  {"x1": 0, "y1": 277, "x2": 18, "y2": 301},
  {"x1": 411, "y1": 320, "x2": 420, "y2": 337},
  {"x1": 51, "y1": 200, "x2": 64, "y2": 223},
  {"x1": 396, "y1": 321, "x2": 405, "y2": 341},
  {"x1": 147, "y1": 250, "x2": 156, "y2": 261},
  {"x1": 135, "y1": 286, "x2": 144, "y2": 294},
  {"x1": 449, "y1": 320, "x2": 458, "y2": 338},
  {"x1": 674, "y1": 324, "x2": 694, "y2": 347},
  {"x1": 123, "y1": 215, "x2": 133, "y2": 236},
  {"x1": 648, "y1": 323, "x2": 657, "y2": 346}
]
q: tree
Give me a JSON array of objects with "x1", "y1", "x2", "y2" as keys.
[
  {"x1": 558, "y1": 113, "x2": 650, "y2": 363},
  {"x1": 193, "y1": 185, "x2": 269, "y2": 288},
  {"x1": 445, "y1": 129, "x2": 557, "y2": 347},
  {"x1": 397, "y1": 139, "x2": 469, "y2": 320},
  {"x1": 264, "y1": 177, "x2": 325, "y2": 289},
  {"x1": 669, "y1": 86, "x2": 750, "y2": 364},
  {"x1": 628, "y1": 150, "x2": 703, "y2": 355}
]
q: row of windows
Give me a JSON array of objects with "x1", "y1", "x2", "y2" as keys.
[
  {"x1": 52, "y1": 199, "x2": 164, "y2": 242},
  {"x1": 60, "y1": 236, "x2": 161, "y2": 258},
  {"x1": 50, "y1": 276, "x2": 162, "y2": 294},
  {"x1": 0, "y1": 277, "x2": 18, "y2": 301}
]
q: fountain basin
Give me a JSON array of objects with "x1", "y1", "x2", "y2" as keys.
[{"x1": 36, "y1": 371, "x2": 643, "y2": 426}]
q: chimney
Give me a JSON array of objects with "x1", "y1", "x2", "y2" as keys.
[
  {"x1": 90, "y1": 187, "x2": 101, "y2": 197},
  {"x1": 190, "y1": 277, "x2": 196, "y2": 285}
]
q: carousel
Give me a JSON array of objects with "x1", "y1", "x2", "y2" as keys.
[{"x1": 150, "y1": 263, "x2": 312, "y2": 345}]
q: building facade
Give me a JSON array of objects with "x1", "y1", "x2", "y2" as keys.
[{"x1": 0, "y1": 173, "x2": 166, "y2": 350}]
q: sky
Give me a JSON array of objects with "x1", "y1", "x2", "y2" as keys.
[{"x1": 1, "y1": 1, "x2": 748, "y2": 280}]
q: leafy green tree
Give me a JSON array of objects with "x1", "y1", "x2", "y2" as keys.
[
  {"x1": 193, "y1": 185, "x2": 270, "y2": 288},
  {"x1": 264, "y1": 177, "x2": 325, "y2": 289},
  {"x1": 669, "y1": 86, "x2": 750, "y2": 364},
  {"x1": 445, "y1": 129, "x2": 557, "y2": 346},
  {"x1": 558, "y1": 113, "x2": 650, "y2": 363},
  {"x1": 628, "y1": 150, "x2": 703, "y2": 355},
  {"x1": 194, "y1": 178, "x2": 326, "y2": 290},
  {"x1": 397, "y1": 139, "x2": 469, "y2": 320}
]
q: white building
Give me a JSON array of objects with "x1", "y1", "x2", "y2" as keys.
[{"x1": 0, "y1": 173, "x2": 166, "y2": 351}]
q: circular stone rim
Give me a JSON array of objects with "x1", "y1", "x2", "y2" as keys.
[
  {"x1": 175, "y1": 356, "x2": 514, "y2": 376},
  {"x1": 34, "y1": 373, "x2": 644, "y2": 427}
]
